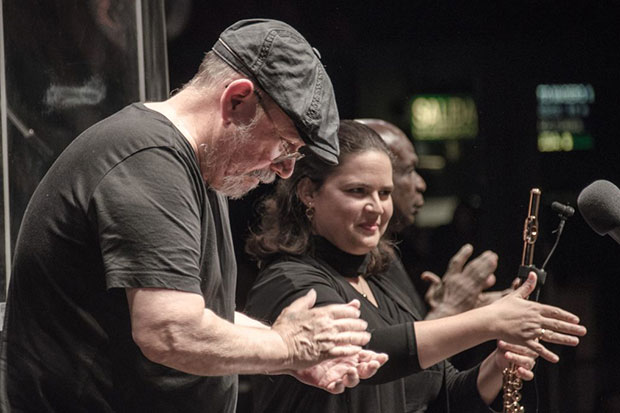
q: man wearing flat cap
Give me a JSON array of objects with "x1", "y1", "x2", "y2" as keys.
[{"x1": 0, "y1": 19, "x2": 386, "y2": 412}]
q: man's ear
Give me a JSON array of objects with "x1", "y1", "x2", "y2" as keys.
[
  {"x1": 296, "y1": 177, "x2": 318, "y2": 207},
  {"x1": 220, "y1": 79, "x2": 258, "y2": 126}
]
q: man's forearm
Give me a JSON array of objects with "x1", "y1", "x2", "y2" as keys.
[
  {"x1": 129, "y1": 288, "x2": 370, "y2": 378},
  {"x1": 234, "y1": 311, "x2": 270, "y2": 329},
  {"x1": 144, "y1": 307, "x2": 291, "y2": 376},
  {"x1": 129, "y1": 288, "x2": 290, "y2": 376}
]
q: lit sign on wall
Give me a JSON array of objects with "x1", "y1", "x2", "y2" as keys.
[
  {"x1": 536, "y1": 83, "x2": 595, "y2": 152},
  {"x1": 410, "y1": 94, "x2": 478, "y2": 140}
]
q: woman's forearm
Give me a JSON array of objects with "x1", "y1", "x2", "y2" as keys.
[
  {"x1": 476, "y1": 351, "x2": 503, "y2": 404},
  {"x1": 414, "y1": 305, "x2": 496, "y2": 368}
]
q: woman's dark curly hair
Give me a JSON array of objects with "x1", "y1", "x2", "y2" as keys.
[{"x1": 245, "y1": 120, "x2": 395, "y2": 276}]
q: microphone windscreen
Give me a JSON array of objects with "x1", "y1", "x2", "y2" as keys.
[{"x1": 577, "y1": 180, "x2": 620, "y2": 235}]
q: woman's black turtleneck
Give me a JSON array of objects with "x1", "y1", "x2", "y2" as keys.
[{"x1": 245, "y1": 236, "x2": 487, "y2": 413}]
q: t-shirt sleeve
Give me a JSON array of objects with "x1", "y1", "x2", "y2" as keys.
[
  {"x1": 245, "y1": 260, "x2": 347, "y2": 324},
  {"x1": 90, "y1": 147, "x2": 203, "y2": 294}
]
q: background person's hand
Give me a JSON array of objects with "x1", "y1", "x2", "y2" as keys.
[
  {"x1": 475, "y1": 277, "x2": 521, "y2": 308},
  {"x1": 422, "y1": 244, "x2": 498, "y2": 319}
]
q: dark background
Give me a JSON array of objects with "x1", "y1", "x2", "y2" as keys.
[{"x1": 164, "y1": 2, "x2": 619, "y2": 411}]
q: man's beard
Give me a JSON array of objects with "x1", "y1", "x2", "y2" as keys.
[
  {"x1": 218, "y1": 167, "x2": 276, "y2": 199},
  {"x1": 200, "y1": 111, "x2": 276, "y2": 199}
]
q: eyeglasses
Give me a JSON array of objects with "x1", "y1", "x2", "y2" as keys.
[
  {"x1": 255, "y1": 90, "x2": 305, "y2": 164},
  {"x1": 273, "y1": 136, "x2": 305, "y2": 164}
]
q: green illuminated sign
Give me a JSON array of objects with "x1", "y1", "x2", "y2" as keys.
[
  {"x1": 410, "y1": 94, "x2": 478, "y2": 140},
  {"x1": 538, "y1": 131, "x2": 594, "y2": 152},
  {"x1": 536, "y1": 83, "x2": 595, "y2": 152}
]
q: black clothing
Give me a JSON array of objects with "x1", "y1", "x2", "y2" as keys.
[
  {"x1": 246, "y1": 237, "x2": 489, "y2": 412},
  {"x1": 0, "y1": 104, "x2": 237, "y2": 412}
]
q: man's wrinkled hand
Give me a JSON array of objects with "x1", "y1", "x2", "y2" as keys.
[
  {"x1": 290, "y1": 350, "x2": 389, "y2": 394},
  {"x1": 272, "y1": 289, "x2": 371, "y2": 369}
]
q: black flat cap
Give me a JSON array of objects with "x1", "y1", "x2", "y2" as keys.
[{"x1": 212, "y1": 19, "x2": 340, "y2": 164}]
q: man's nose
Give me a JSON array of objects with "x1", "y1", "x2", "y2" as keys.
[
  {"x1": 416, "y1": 173, "x2": 427, "y2": 193},
  {"x1": 270, "y1": 158, "x2": 296, "y2": 179}
]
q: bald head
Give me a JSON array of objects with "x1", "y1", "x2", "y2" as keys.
[
  {"x1": 355, "y1": 119, "x2": 427, "y2": 232},
  {"x1": 355, "y1": 119, "x2": 408, "y2": 149}
]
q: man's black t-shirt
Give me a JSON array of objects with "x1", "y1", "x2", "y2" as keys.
[{"x1": 0, "y1": 104, "x2": 238, "y2": 412}]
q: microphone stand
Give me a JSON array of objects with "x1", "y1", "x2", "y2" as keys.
[{"x1": 541, "y1": 204, "x2": 574, "y2": 272}]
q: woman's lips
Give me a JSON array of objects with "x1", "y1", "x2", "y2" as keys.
[{"x1": 359, "y1": 222, "x2": 379, "y2": 232}]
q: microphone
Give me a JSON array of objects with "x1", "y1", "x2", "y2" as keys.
[
  {"x1": 551, "y1": 201, "x2": 575, "y2": 218},
  {"x1": 577, "y1": 179, "x2": 620, "y2": 244}
]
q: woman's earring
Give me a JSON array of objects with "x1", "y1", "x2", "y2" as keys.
[{"x1": 305, "y1": 202, "x2": 315, "y2": 221}]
